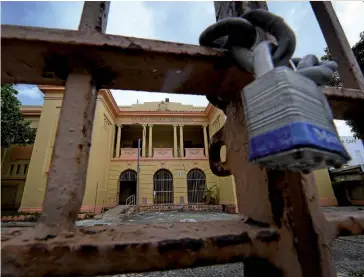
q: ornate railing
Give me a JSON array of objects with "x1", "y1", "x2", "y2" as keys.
[{"x1": 126, "y1": 194, "x2": 136, "y2": 206}]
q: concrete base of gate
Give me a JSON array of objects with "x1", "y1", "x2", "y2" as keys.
[{"x1": 138, "y1": 204, "x2": 223, "y2": 213}]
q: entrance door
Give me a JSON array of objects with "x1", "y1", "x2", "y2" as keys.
[{"x1": 119, "y1": 170, "x2": 137, "y2": 205}]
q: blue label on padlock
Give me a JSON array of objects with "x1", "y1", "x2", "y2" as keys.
[{"x1": 249, "y1": 122, "x2": 349, "y2": 161}]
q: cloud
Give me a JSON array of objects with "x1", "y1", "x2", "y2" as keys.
[
  {"x1": 334, "y1": 120, "x2": 354, "y2": 136},
  {"x1": 1, "y1": 1, "x2": 360, "y2": 138},
  {"x1": 13, "y1": 84, "x2": 43, "y2": 100},
  {"x1": 106, "y1": 1, "x2": 156, "y2": 40},
  {"x1": 333, "y1": 1, "x2": 364, "y2": 46}
]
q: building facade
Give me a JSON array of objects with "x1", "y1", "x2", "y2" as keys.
[
  {"x1": 1, "y1": 86, "x2": 339, "y2": 213},
  {"x1": 340, "y1": 136, "x2": 364, "y2": 166}
]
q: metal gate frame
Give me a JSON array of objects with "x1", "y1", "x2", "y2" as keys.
[{"x1": 1, "y1": 2, "x2": 364, "y2": 277}]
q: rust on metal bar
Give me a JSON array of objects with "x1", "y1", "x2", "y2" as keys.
[
  {"x1": 1, "y1": 220, "x2": 280, "y2": 277},
  {"x1": 325, "y1": 210, "x2": 364, "y2": 241},
  {"x1": 323, "y1": 86, "x2": 364, "y2": 120},
  {"x1": 214, "y1": 2, "x2": 339, "y2": 277},
  {"x1": 1, "y1": 24, "x2": 254, "y2": 97},
  {"x1": 310, "y1": 1, "x2": 364, "y2": 90},
  {"x1": 36, "y1": 73, "x2": 97, "y2": 234},
  {"x1": 28, "y1": 2, "x2": 110, "y2": 237},
  {"x1": 79, "y1": 1, "x2": 110, "y2": 34},
  {"x1": 1, "y1": 25, "x2": 362, "y2": 120}
]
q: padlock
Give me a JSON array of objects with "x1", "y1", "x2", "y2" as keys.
[{"x1": 242, "y1": 41, "x2": 350, "y2": 172}]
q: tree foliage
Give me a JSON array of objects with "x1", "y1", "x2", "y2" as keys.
[
  {"x1": 321, "y1": 31, "x2": 364, "y2": 139},
  {"x1": 1, "y1": 84, "x2": 36, "y2": 148}
]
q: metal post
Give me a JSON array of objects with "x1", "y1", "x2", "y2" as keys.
[
  {"x1": 137, "y1": 138, "x2": 141, "y2": 207},
  {"x1": 94, "y1": 182, "x2": 99, "y2": 213}
]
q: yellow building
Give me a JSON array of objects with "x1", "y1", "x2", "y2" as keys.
[{"x1": 1, "y1": 86, "x2": 338, "y2": 213}]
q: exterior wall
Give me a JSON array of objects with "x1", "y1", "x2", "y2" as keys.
[
  {"x1": 108, "y1": 159, "x2": 217, "y2": 206},
  {"x1": 8, "y1": 87, "x2": 342, "y2": 214},
  {"x1": 19, "y1": 91, "x2": 63, "y2": 212},
  {"x1": 314, "y1": 169, "x2": 337, "y2": 206},
  {"x1": 81, "y1": 94, "x2": 115, "y2": 213},
  {"x1": 1, "y1": 145, "x2": 33, "y2": 210},
  {"x1": 341, "y1": 136, "x2": 364, "y2": 166},
  {"x1": 207, "y1": 107, "x2": 238, "y2": 210}
]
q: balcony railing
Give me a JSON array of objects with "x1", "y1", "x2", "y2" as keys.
[
  {"x1": 114, "y1": 147, "x2": 206, "y2": 160},
  {"x1": 118, "y1": 148, "x2": 139, "y2": 159},
  {"x1": 185, "y1": 148, "x2": 205, "y2": 159},
  {"x1": 153, "y1": 148, "x2": 173, "y2": 159}
]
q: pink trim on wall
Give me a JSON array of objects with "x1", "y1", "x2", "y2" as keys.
[
  {"x1": 119, "y1": 148, "x2": 139, "y2": 160},
  {"x1": 319, "y1": 197, "x2": 338, "y2": 206},
  {"x1": 111, "y1": 157, "x2": 208, "y2": 162},
  {"x1": 19, "y1": 208, "x2": 43, "y2": 213},
  {"x1": 20, "y1": 205, "x2": 108, "y2": 214},
  {"x1": 153, "y1": 148, "x2": 173, "y2": 159},
  {"x1": 185, "y1": 148, "x2": 205, "y2": 159}
]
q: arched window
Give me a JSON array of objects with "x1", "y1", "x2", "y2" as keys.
[
  {"x1": 187, "y1": 169, "x2": 206, "y2": 203},
  {"x1": 119, "y1": 170, "x2": 137, "y2": 205},
  {"x1": 120, "y1": 170, "x2": 137, "y2": 182},
  {"x1": 153, "y1": 169, "x2": 173, "y2": 204}
]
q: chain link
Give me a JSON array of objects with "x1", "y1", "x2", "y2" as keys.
[{"x1": 199, "y1": 9, "x2": 339, "y2": 111}]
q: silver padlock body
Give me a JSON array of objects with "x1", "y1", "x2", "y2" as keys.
[{"x1": 242, "y1": 66, "x2": 350, "y2": 172}]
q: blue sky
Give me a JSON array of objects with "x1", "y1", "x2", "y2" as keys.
[{"x1": 2, "y1": 1, "x2": 363, "y2": 135}]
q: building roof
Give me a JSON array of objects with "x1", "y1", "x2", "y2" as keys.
[{"x1": 20, "y1": 86, "x2": 216, "y2": 119}]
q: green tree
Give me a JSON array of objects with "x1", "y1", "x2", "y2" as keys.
[
  {"x1": 1, "y1": 84, "x2": 36, "y2": 148},
  {"x1": 321, "y1": 31, "x2": 364, "y2": 139}
]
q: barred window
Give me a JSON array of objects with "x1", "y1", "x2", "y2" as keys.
[
  {"x1": 187, "y1": 169, "x2": 206, "y2": 203},
  {"x1": 153, "y1": 169, "x2": 173, "y2": 204}
]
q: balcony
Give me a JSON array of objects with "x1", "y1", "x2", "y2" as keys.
[
  {"x1": 118, "y1": 148, "x2": 139, "y2": 160},
  {"x1": 113, "y1": 125, "x2": 208, "y2": 161},
  {"x1": 153, "y1": 148, "x2": 173, "y2": 159},
  {"x1": 185, "y1": 148, "x2": 205, "y2": 159},
  {"x1": 115, "y1": 147, "x2": 205, "y2": 160}
]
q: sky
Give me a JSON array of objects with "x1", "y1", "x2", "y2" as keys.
[{"x1": 1, "y1": 1, "x2": 363, "y2": 135}]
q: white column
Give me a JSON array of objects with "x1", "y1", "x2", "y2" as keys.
[
  {"x1": 179, "y1": 125, "x2": 184, "y2": 157},
  {"x1": 142, "y1": 124, "x2": 147, "y2": 157},
  {"x1": 148, "y1": 124, "x2": 153, "y2": 157},
  {"x1": 173, "y1": 125, "x2": 178, "y2": 157},
  {"x1": 116, "y1": 125, "x2": 121, "y2": 158},
  {"x1": 203, "y1": 125, "x2": 209, "y2": 157}
]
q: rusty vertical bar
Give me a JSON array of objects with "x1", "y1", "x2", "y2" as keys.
[
  {"x1": 310, "y1": 1, "x2": 364, "y2": 90},
  {"x1": 79, "y1": 1, "x2": 110, "y2": 34},
  {"x1": 35, "y1": 2, "x2": 110, "y2": 235},
  {"x1": 214, "y1": 2, "x2": 336, "y2": 276}
]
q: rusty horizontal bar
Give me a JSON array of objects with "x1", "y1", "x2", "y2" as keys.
[
  {"x1": 1, "y1": 25, "x2": 363, "y2": 120},
  {"x1": 323, "y1": 86, "x2": 364, "y2": 120},
  {"x1": 1, "y1": 24, "x2": 254, "y2": 97},
  {"x1": 1, "y1": 211, "x2": 363, "y2": 277},
  {"x1": 325, "y1": 210, "x2": 364, "y2": 241},
  {"x1": 1, "y1": 219, "x2": 279, "y2": 277}
]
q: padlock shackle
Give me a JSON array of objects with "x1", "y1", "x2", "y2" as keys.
[{"x1": 253, "y1": 41, "x2": 275, "y2": 78}]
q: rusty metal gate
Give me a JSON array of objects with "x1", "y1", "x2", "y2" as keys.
[
  {"x1": 153, "y1": 169, "x2": 174, "y2": 204},
  {"x1": 1, "y1": 1, "x2": 364, "y2": 277},
  {"x1": 187, "y1": 169, "x2": 206, "y2": 203}
]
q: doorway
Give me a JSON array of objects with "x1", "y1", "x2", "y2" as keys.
[{"x1": 119, "y1": 170, "x2": 137, "y2": 205}]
